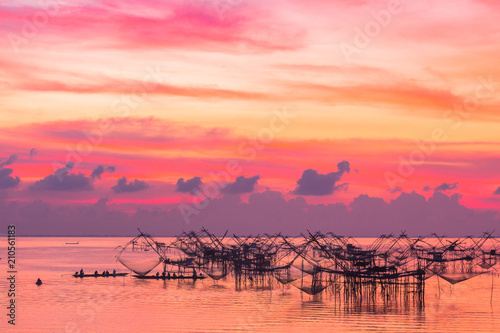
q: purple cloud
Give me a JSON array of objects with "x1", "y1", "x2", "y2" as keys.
[
  {"x1": 222, "y1": 175, "x2": 260, "y2": 194},
  {"x1": 29, "y1": 148, "x2": 38, "y2": 159},
  {"x1": 112, "y1": 177, "x2": 149, "y2": 193},
  {"x1": 0, "y1": 154, "x2": 18, "y2": 168},
  {"x1": 176, "y1": 176, "x2": 202, "y2": 194},
  {"x1": 389, "y1": 186, "x2": 402, "y2": 193},
  {"x1": 422, "y1": 186, "x2": 431, "y2": 192},
  {"x1": 54, "y1": 161, "x2": 75, "y2": 177},
  {"x1": 90, "y1": 165, "x2": 115, "y2": 179},
  {"x1": 30, "y1": 169, "x2": 94, "y2": 191},
  {"x1": 435, "y1": 182, "x2": 458, "y2": 192},
  {"x1": 336, "y1": 182, "x2": 349, "y2": 192},
  {"x1": 293, "y1": 161, "x2": 350, "y2": 196},
  {"x1": 1, "y1": 189, "x2": 498, "y2": 236},
  {"x1": 0, "y1": 168, "x2": 21, "y2": 189},
  {"x1": 494, "y1": 187, "x2": 500, "y2": 195}
]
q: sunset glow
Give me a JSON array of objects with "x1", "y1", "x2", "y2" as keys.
[{"x1": 1, "y1": 0, "x2": 499, "y2": 235}]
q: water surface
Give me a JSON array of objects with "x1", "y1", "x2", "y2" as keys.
[{"x1": 1, "y1": 237, "x2": 499, "y2": 332}]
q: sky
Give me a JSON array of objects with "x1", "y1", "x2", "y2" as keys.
[{"x1": 0, "y1": 0, "x2": 499, "y2": 236}]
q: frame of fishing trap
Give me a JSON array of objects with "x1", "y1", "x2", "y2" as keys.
[{"x1": 115, "y1": 229, "x2": 499, "y2": 309}]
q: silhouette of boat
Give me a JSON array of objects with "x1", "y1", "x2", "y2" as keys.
[
  {"x1": 73, "y1": 273, "x2": 128, "y2": 278},
  {"x1": 66, "y1": 242, "x2": 79, "y2": 245},
  {"x1": 133, "y1": 274, "x2": 206, "y2": 280}
]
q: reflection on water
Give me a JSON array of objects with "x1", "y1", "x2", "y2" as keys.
[{"x1": 1, "y1": 237, "x2": 499, "y2": 332}]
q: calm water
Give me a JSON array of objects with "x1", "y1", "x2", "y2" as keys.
[{"x1": 1, "y1": 237, "x2": 499, "y2": 332}]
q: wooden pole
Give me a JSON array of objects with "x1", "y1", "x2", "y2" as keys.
[{"x1": 491, "y1": 272, "x2": 494, "y2": 306}]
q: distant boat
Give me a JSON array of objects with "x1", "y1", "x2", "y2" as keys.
[{"x1": 66, "y1": 242, "x2": 79, "y2": 245}]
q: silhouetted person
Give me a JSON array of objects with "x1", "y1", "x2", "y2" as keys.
[
  {"x1": 80, "y1": 269, "x2": 84, "y2": 276},
  {"x1": 36, "y1": 278, "x2": 42, "y2": 286},
  {"x1": 167, "y1": 272, "x2": 171, "y2": 278},
  {"x1": 156, "y1": 272, "x2": 160, "y2": 277},
  {"x1": 102, "y1": 270, "x2": 106, "y2": 276},
  {"x1": 94, "y1": 270, "x2": 98, "y2": 276},
  {"x1": 172, "y1": 272, "x2": 177, "y2": 278},
  {"x1": 113, "y1": 269, "x2": 116, "y2": 276},
  {"x1": 105, "y1": 270, "x2": 109, "y2": 276},
  {"x1": 162, "y1": 271, "x2": 166, "y2": 278}
]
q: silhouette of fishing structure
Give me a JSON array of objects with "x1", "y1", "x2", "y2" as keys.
[
  {"x1": 411, "y1": 232, "x2": 497, "y2": 284},
  {"x1": 116, "y1": 229, "x2": 499, "y2": 307},
  {"x1": 116, "y1": 229, "x2": 208, "y2": 280}
]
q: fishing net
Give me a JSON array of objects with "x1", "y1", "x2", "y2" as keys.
[
  {"x1": 117, "y1": 250, "x2": 162, "y2": 276},
  {"x1": 432, "y1": 271, "x2": 488, "y2": 284},
  {"x1": 479, "y1": 262, "x2": 495, "y2": 269},
  {"x1": 201, "y1": 265, "x2": 228, "y2": 280},
  {"x1": 274, "y1": 266, "x2": 302, "y2": 285},
  {"x1": 479, "y1": 253, "x2": 498, "y2": 269},
  {"x1": 292, "y1": 259, "x2": 321, "y2": 275},
  {"x1": 291, "y1": 274, "x2": 333, "y2": 295}
]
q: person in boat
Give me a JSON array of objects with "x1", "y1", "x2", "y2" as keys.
[
  {"x1": 105, "y1": 270, "x2": 109, "y2": 276},
  {"x1": 75, "y1": 271, "x2": 79, "y2": 276},
  {"x1": 36, "y1": 278, "x2": 42, "y2": 286},
  {"x1": 167, "y1": 272, "x2": 171, "y2": 278},
  {"x1": 172, "y1": 272, "x2": 177, "y2": 278},
  {"x1": 94, "y1": 270, "x2": 98, "y2": 276},
  {"x1": 162, "y1": 271, "x2": 166, "y2": 278},
  {"x1": 156, "y1": 272, "x2": 160, "y2": 277},
  {"x1": 113, "y1": 269, "x2": 116, "y2": 276},
  {"x1": 80, "y1": 269, "x2": 84, "y2": 276},
  {"x1": 102, "y1": 270, "x2": 106, "y2": 276}
]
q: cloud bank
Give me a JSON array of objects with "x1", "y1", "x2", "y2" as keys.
[{"x1": 1, "y1": 190, "x2": 497, "y2": 237}]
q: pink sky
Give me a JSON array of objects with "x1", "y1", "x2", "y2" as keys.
[{"x1": 0, "y1": 0, "x2": 499, "y2": 235}]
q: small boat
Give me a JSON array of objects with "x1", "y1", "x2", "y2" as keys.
[
  {"x1": 66, "y1": 242, "x2": 79, "y2": 245},
  {"x1": 133, "y1": 274, "x2": 206, "y2": 280},
  {"x1": 73, "y1": 273, "x2": 129, "y2": 278}
]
